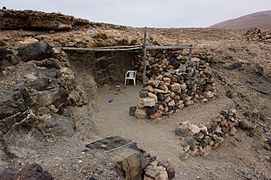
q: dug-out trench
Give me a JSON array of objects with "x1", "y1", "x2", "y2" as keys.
[{"x1": 64, "y1": 49, "x2": 141, "y2": 85}]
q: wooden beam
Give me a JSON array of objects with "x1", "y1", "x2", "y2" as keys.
[
  {"x1": 62, "y1": 44, "x2": 193, "y2": 52},
  {"x1": 142, "y1": 27, "x2": 147, "y2": 85},
  {"x1": 98, "y1": 45, "x2": 142, "y2": 49},
  {"x1": 63, "y1": 46, "x2": 142, "y2": 52},
  {"x1": 147, "y1": 45, "x2": 192, "y2": 50}
]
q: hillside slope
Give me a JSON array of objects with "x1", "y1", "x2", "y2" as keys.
[{"x1": 211, "y1": 10, "x2": 271, "y2": 30}]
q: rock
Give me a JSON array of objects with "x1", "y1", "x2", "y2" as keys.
[
  {"x1": 0, "y1": 168, "x2": 18, "y2": 180},
  {"x1": 179, "y1": 64, "x2": 186, "y2": 72},
  {"x1": 191, "y1": 124, "x2": 200, "y2": 135},
  {"x1": 17, "y1": 163, "x2": 53, "y2": 180},
  {"x1": 168, "y1": 100, "x2": 175, "y2": 107},
  {"x1": 199, "y1": 124, "x2": 208, "y2": 135},
  {"x1": 144, "y1": 85, "x2": 154, "y2": 92},
  {"x1": 238, "y1": 120, "x2": 255, "y2": 131},
  {"x1": 185, "y1": 137, "x2": 197, "y2": 151},
  {"x1": 154, "y1": 88, "x2": 166, "y2": 94},
  {"x1": 148, "y1": 93, "x2": 158, "y2": 102},
  {"x1": 18, "y1": 41, "x2": 53, "y2": 62},
  {"x1": 205, "y1": 91, "x2": 215, "y2": 98},
  {"x1": 170, "y1": 83, "x2": 181, "y2": 92},
  {"x1": 135, "y1": 108, "x2": 146, "y2": 118},
  {"x1": 114, "y1": 148, "x2": 144, "y2": 180},
  {"x1": 129, "y1": 106, "x2": 136, "y2": 116},
  {"x1": 158, "y1": 162, "x2": 175, "y2": 180},
  {"x1": 199, "y1": 145, "x2": 212, "y2": 156},
  {"x1": 146, "y1": 106, "x2": 158, "y2": 116},
  {"x1": 180, "y1": 83, "x2": 187, "y2": 91},
  {"x1": 165, "y1": 164, "x2": 175, "y2": 180},
  {"x1": 229, "y1": 127, "x2": 237, "y2": 136},
  {"x1": 18, "y1": 38, "x2": 39, "y2": 46},
  {"x1": 144, "y1": 161, "x2": 169, "y2": 180},
  {"x1": 24, "y1": 73, "x2": 38, "y2": 81},
  {"x1": 174, "y1": 121, "x2": 191, "y2": 137},
  {"x1": 140, "y1": 91, "x2": 148, "y2": 98},
  {"x1": 150, "y1": 110, "x2": 162, "y2": 119},
  {"x1": 214, "y1": 136, "x2": 224, "y2": 147},
  {"x1": 142, "y1": 97, "x2": 156, "y2": 107},
  {"x1": 163, "y1": 77, "x2": 171, "y2": 85},
  {"x1": 43, "y1": 115, "x2": 76, "y2": 137},
  {"x1": 33, "y1": 58, "x2": 61, "y2": 69}
]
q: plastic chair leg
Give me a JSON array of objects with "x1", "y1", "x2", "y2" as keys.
[{"x1": 133, "y1": 79, "x2": 136, "y2": 86}]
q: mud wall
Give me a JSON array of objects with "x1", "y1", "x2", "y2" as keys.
[{"x1": 65, "y1": 49, "x2": 138, "y2": 85}]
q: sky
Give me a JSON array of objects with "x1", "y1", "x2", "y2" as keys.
[{"x1": 1, "y1": 0, "x2": 271, "y2": 28}]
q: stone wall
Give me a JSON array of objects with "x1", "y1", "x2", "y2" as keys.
[
  {"x1": 130, "y1": 50, "x2": 216, "y2": 119},
  {"x1": 65, "y1": 49, "x2": 138, "y2": 85}
]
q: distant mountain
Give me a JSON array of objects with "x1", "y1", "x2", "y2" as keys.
[{"x1": 210, "y1": 10, "x2": 271, "y2": 31}]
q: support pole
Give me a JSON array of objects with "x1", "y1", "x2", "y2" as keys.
[{"x1": 143, "y1": 27, "x2": 147, "y2": 85}]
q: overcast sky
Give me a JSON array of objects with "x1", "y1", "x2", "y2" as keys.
[{"x1": 1, "y1": 0, "x2": 271, "y2": 27}]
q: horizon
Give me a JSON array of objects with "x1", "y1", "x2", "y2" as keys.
[{"x1": 1, "y1": 0, "x2": 271, "y2": 28}]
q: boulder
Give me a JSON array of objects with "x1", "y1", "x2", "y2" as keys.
[
  {"x1": 18, "y1": 41, "x2": 53, "y2": 62},
  {"x1": 114, "y1": 148, "x2": 143, "y2": 180}
]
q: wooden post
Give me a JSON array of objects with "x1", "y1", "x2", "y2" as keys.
[{"x1": 143, "y1": 27, "x2": 147, "y2": 85}]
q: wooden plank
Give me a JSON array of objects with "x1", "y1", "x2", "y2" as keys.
[
  {"x1": 142, "y1": 27, "x2": 147, "y2": 85},
  {"x1": 98, "y1": 45, "x2": 142, "y2": 49},
  {"x1": 147, "y1": 45, "x2": 192, "y2": 50},
  {"x1": 63, "y1": 47, "x2": 143, "y2": 52},
  {"x1": 63, "y1": 44, "x2": 192, "y2": 52}
]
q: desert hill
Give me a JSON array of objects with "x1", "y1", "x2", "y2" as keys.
[{"x1": 211, "y1": 10, "x2": 271, "y2": 30}]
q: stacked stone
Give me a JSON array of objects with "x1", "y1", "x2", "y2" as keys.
[
  {"x1": 244, "y1": 28, "x2": 271, "y2": 43},
  {"x1": 175, "y1": 109, "x2": 238, "y2": 158},
  {"x1": 130, "y1": 50, "x2": 216, "y2": 119}
]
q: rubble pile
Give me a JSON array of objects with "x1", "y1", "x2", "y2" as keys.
[
  {"x1": 175, "y1": 109, "x2": 239, "y2": 159},
  {"x1": 130, "y1": 50, "x2": 216, "y2": 119},
  {"x1": 244, "y1": 28, "x2": 271, "y2": 43}
]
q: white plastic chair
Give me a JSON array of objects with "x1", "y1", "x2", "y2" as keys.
[{"x1": 125, "y1": 70, "x2": 136, "y2": 86}]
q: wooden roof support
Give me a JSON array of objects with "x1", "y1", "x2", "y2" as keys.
[{"x1": 63, "y1": 44, "x2": 192, "y2": 52}]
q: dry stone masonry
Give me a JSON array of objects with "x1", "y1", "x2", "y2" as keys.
[
  {"x1": 176, "y1": 108, "x2": 240, "y2": 159},
  {"x1": 130, "y1": 50, "x2": 216, "y2": 119},
  {"x1": 244, "y1": 28, "x2": 271, "y2": 43}
]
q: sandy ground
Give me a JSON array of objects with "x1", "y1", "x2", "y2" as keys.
[{"x1": 93, "y1": 84, "x2": 270, "y2": 180}]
